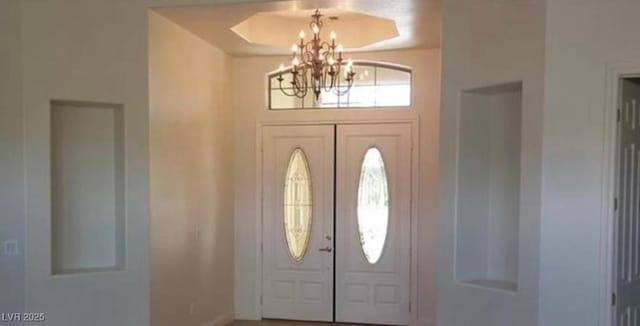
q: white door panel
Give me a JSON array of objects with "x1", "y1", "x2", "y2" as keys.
[
  {"x1": 335, "y1": 123, "x2": 412, "y2": 325},
  {"x1": 616, "y1": 79, "x2": 640, "y2": 326},
  {"x1": 261, "y1": 125, "x2": 335, "y2": 321}
]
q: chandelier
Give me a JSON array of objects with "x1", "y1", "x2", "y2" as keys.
[{"x1": 276, "y1": 9, "x2": 357, "y2": 100}]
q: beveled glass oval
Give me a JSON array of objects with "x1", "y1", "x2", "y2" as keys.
[
  {"x1": 283, "y1": 148, "x2": 313, "y2": 262},
  {"x1": 357, "y1": 147, "x2": 389, "y2": 264}
]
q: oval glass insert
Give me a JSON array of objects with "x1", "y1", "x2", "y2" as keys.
[
  {"x1": 283, "y1": 148, "x2": 313, "y2": 262},
  {"x1": 357, "y1": 147, "x2": 390, "y2": 264}
]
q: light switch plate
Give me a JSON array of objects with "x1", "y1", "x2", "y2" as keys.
[{"x1": 2, "y1": 240, "x2": 19, "y2": 256}]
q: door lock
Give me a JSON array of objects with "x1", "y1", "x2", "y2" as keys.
[{"x1": 319, "y1": 246, "x2": 333, "y2": 253}]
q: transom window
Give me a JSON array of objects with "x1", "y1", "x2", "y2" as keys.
[{"x1": 268, "y1": 62, "x2": 412, "y2": 110}]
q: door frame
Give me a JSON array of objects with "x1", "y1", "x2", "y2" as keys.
[
  {"x1": 601, "y1": 65, "x2": 640, "y2": 326},
  {"x1": 256, "y1": 117, "x2": 419, "y2": 325}
]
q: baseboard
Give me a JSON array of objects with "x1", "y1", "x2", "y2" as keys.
[{"x1": 202, "y1": 314, "x2": 234, "y2": 326}]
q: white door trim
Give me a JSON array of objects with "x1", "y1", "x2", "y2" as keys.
[
  {"x1": 255, "y1": 117, "x2": 419, "y2": 326},
  {"x1": 601, "y1": 64, "x2": 640, "y2": 326}
]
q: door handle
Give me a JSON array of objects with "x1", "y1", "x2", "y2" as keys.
[{"x1": 319, "y1": 246, "x2": 333, "y2": 253}]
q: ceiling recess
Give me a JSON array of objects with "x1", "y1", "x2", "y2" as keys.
[{"x1": 231, "y1": 8, "x2": 399, "y2": 49}]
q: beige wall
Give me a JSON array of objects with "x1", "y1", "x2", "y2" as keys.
[
  {"x1": 541, "y1": 1, "x2": 640, "y2": 325},
  {"x1": 232, "y1": 49, "x2": 441, "y2": 325},
  {"x1": 20, "y1": 0, "x2": 150, "y2": 325},
  {"x1": 0, "y1": 0, "x2": 25, "y2": 319},
  {"x1": 149, "y1": 11, "x2": 235, "y2": 326},
  {"x1": 438, "y1": 0, "x2": 545, "y2": 325}
]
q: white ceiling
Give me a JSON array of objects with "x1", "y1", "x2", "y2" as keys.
[{"x1": 153, "y1": 0, "x2": 441, "y2": 57}]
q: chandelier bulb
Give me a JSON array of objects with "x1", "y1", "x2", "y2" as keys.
[
  {"x1": 312, "y1": 24, "x2": 320, "y2": 34},
  {"x1": 291, "y1": 45, "x2": 298, "y2": 53},
  {"x1": 299, "y1": 30, "x2": 305, "y2": 39},
  {"x1": 330, "y1": 31, "x2": 337, "y2": 40},
  {"x1": 337, "y1": 44, "x2": 344, "y2": 53},
  {"x1": 292, "y1": 57, "x2": 300, "y2": 66},
  {"x1": 279, "y1": 64, "x2": 285, "y2": 72}
]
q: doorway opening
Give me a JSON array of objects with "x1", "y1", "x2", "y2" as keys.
[{"x1": 612, "y1": 77, "x2": 640, "y2": 326}]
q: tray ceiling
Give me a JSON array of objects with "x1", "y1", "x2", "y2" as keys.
[{"x1": 153, "y1": 0, "x2": 441, "y2": 56}]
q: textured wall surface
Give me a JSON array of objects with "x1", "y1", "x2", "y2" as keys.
[
  {"x1": 149, "y1": 11, "x2": 235, "y2": 326},
  {"x1": 0, "y1": 0, "x2": 25, "y2": 322},
  {"x1": 438, "y1": 0, "x2": 545, "y2": 325},
  {"x1": 20, "y1": 0, "x2": 150, "y2": 324},
  {"x1": 540, "y1": 1, "x2": 640, "y2": 326}
]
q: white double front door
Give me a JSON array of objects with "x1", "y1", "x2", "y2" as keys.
[{"x1": 261, "y1": 123, "x2": 412, "y2": 325}]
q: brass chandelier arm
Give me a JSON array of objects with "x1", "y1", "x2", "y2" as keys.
[
  {"x1": 293, "y1": 70, "x2": 309, "y2": 98},
  {"x1": 322, "y1": 64, "x2": 341, "y2": 92},
  {"x1": 278, "y1": 69, "x2": 310, "y2": 99},
  {"x1": 276, "y1": 79, "x2": 299, "y2": 98},
  {"x1": 332, "y1": 78, "x2": 355, "y2": 97}
]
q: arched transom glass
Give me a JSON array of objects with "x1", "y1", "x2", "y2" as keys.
[
  {"x1": 283, "y1": 148, "x2": 313, "y2": 262},
  {"x1": 357, "y1": 147, "x2": 390, "y2": 264},
  {"x1": 269, "y1": 62, "x2": 412, "y2": 109}
]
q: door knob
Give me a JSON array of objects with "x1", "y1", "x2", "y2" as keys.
[{"x1": 319, "y1": 246, "x2": 333, "y2": 253}]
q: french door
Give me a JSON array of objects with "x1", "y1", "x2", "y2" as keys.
[
  {"x1": 335, "y1": 124, "x2": 412, "y2": 325},
  {"x1": 261, "y1": 125, "x2": 335, "y2": 321},
  {"x1": 261, "y1": 123, "x2": 412, "y2": 325}
]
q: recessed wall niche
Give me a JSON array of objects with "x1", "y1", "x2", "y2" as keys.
[
  {"x1": 455, "y1": 82, "x2": 522, "y2": 292},
  {"x1": 50, "y1": 100, "x2": 125, "y2": 275}
]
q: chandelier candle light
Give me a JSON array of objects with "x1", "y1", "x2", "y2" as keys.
[{"x1": 277, "y1": 9, "x2": 357, "y2": 100}]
